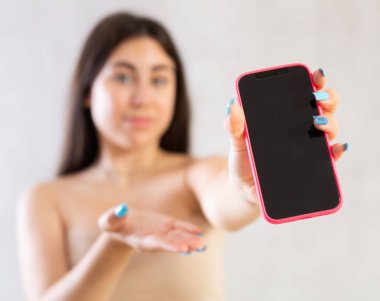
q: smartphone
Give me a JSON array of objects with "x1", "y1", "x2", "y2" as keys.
[{"x1": 235, "y1": 63, "x2": 343, "y2": 224}]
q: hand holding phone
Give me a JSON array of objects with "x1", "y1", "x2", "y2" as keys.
[{"x1": 234, "y1": 63, "x2": 343, "y2": 224}]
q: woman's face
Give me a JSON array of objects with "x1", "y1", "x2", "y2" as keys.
[{"x1": 88, "y1": 36, "x2": 176, "y2": 150}]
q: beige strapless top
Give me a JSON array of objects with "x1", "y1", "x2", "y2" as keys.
[{"x1": 67, "y1": 228, "x2": 225, "y2": 301}]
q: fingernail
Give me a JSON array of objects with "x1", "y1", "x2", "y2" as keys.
[
  {"x1": 114, "y1": 202, "x2": 128, "y2": 218},
  {"x1": 313, "y1": 91, "x2": 329, "y2": 101},
  {"x1": 313, "y1": 116, "x2": 328, "y2": 125},
  {"x1": 226, "y1": 98, "x2": 235, "y2": 116},
  {"x1": 319, "y1": 68, "x2": 327, "y2": 77},
  {"x1": 181, "y1": 251, "x2": 192, "y2": 256},
  {"x1": 196, "y1": 245, "x2": 207, "y2": 252},
  {"x1": 196, "y1": 232, "x2": 205, "y2": 237},
  {"x1": 343, "y1": 143, "x2": 349, "y2": 152}
]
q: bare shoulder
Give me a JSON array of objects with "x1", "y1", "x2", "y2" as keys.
[
  {"x1": 157, "y1": 150, "x2": 194, "y2": 171},
  {"x1": 186, "y1": 154, "x2": 227, "y2": 176},
  {"x1": 17, "y1": 173, "x2": 83, "y2": 218},
  {"x1": 18, "y1": 180, "x2": 58, "y2": 213},
  {"x1": 183, "y1": 154, "x2": 227, "y2": 195},
  {"x1": 17, "y1": 178, "x2": 75, "y2": 299}
]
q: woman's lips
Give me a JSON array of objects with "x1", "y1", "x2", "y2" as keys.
[{"x1": 122, "y1": 116, "x2": 152, "y2": 128}]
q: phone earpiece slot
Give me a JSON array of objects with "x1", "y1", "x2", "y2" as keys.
[{"x1": 253, "y1": 67, "x2": 290, "y2": 80}]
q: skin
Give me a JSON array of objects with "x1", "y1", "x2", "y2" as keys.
[{"x1": 17, "y1": 36, "x2": 345, "y2": 301}]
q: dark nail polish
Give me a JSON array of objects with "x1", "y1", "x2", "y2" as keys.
[{"x1": 343, "y1": 143, "x2": 349, "y2": 152}]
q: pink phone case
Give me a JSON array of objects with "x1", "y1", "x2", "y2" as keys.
[{"x1": 235, "y1": 63, "x2": 343, "y2": 224}]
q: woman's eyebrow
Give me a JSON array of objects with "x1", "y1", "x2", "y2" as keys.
[
  {"x1": 110, "y1": 61, "x2": 175, "y2": 72},
  {"x1": 152, "y1": 64, "x2": 175, "y2": 72},
  {"x1": 111, "y1": 61, "x2": 136, "y2": 71}
]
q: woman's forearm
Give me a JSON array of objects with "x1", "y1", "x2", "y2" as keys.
[
  {"x1": 203, "y1": 166, "x2": 261, "y2": 231},
  {"x1": 40, "y1": 232, "x2": 133, "y2": 301}
]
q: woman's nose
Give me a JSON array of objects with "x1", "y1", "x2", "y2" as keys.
[{"x1": 130, "y1": 83, "x2": 152, "y2": 107}]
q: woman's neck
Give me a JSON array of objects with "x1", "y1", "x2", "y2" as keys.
[{"x1": 94, "y1": 139, "x2": 164, "y2": 185}]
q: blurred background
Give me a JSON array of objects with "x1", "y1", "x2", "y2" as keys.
[{"x1": 0, "y1": 0, "x2": 378, "y2": 300}]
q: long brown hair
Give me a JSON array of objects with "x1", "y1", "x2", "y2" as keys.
[{"x1": 57, "y1": 12, "x2": 191, "y2": 176}]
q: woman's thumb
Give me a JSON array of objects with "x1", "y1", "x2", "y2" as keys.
[
  {"x1": 98, "y1": 202, "x2": 128, "y2": 232},
  {"x1": 224, "y1": 98, "x2": 246, "y2": 151}
]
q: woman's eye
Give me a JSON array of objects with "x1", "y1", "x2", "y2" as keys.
[
  {"x1": 152, "y1": 77, "x2": 168, "y2": 87},
  {"x1": 114, "y1": 74, "x2": 133, "y2": 84}
]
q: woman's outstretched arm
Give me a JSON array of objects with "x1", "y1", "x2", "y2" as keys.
[
  {"x1": 186, "y1": 155, "x2": 261, "y2": 231},
  {"x1": 17, "y1": 182, "x2": 205, "y2": 301},
  {"x1": 16, "y1": 183, "x2": 134, "y2": 301},
  {"x1": 186, "y1": 69, "x2": 346, "y2": 231}
]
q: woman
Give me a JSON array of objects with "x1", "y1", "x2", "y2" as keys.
[{"x1": 16, "y1": 12, "x2": 347, "y2": 301}]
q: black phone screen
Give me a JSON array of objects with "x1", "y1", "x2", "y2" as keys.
[{"x1": 237, "y1": 65, "x2": 341, "y2": 220}]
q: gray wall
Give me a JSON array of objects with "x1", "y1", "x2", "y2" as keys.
[{"x1": 1, "y1": 0, "x2": 378, "y2": 300}]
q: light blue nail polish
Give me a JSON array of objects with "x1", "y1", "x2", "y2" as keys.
[
  {"x1": 195, "y1": 245, "x2": 207, "y2": 252},
  {"x1": 313, "y1": 116, "x2": 328, "y2": 125},
  {"x1": 226, "y1": 98, "x2": 235, "y2": 116},
  {"x1": 196, "y1": 232, "x2": 205, "y2": 237},
  {"x1": 181, "y1": 251, "x2": 192, "y2": 256},
  {"x1": 114, "y1": 202, "x2": 128, "y2": 218},
  {"x1": 319, "y1": 68, "x2": 327, "y2": 77},
  {"x1": 313, "y1": 91, "x2": 329, "y2": 101},
  {"x1": 343, "y1": 143, "x2": 349, "y2": 152}
]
